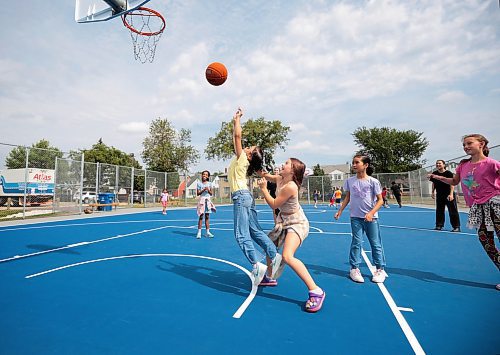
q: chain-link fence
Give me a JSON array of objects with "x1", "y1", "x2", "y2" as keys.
[
  {"x1": 0, "y1": 143, "x2": 82, "y2": 220},
  {"x1": 1, "y1": 142, "x2": 498, "y2": 220}
]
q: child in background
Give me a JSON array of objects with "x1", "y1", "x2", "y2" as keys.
[
  {"x1": 258, "y1": 158, "x2": 325, "y2": 312},
  {"x1": 313, "y1": 190, "x2": 320, "y2": 208},
  {"x1": 160, "y1": 188, "x2": 169, "y2": 215},
  {"x1": 334, "y1": 187, "x2": 342, "y2": 209},
  {"x1": 228, "y1": 107, "x2": 281, "y2": 286},
  {"x1": 381, "y1": 187, "x2": 390, "y2": 208},
  {"x1": 428, "y1": 134, "x2": 500, "y2": 290},
  {"x1": 329, "y1": 193, "x2": 335, "y2": 208},
  {"x1": 390, "y1": 181, "x2": 402, "y2": 208},
  {"x1": 335, "y1": 154, "x2": 387, "y2": 283},
  {"x1": 196, "y1": 170, "x2": 216, "y2": 239}
]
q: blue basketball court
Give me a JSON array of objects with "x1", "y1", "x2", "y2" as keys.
[{"x1": 1, "y1": 204, "x2": 498, "y2": 354}]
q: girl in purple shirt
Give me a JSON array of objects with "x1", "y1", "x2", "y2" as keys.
[
  {"x1": 428, "y1": 134, "x2": 500, "y2": 291},
  {"x1": 335, "y1": 154, "x2": 386, "y2": 284}
]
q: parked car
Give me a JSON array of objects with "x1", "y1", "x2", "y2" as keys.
[
  {"x1": 73, "y1": 189, "x2": 97, "y2": 204},
  {"x1": 131, "y1": 191, "x2": 154, "y2": 204}
]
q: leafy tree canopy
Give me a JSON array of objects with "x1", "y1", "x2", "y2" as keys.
[
  {"x1": 142, "y1": 118, "x2": 200, "y2": 172},
  {"x1": 205, "y1": 117, "x2": 290, "y2": 169},
  {"x1": 5, "y1": 139, "x2": 63, "y2": 169},
  {"x1": 352, "y1": 127, "x2": 428, "y2": 173},
  {"x1": 312, "y1": 164, "x2": 325, "y2": 176},
  {"x1": 80, "y1": 138, "x2": 142, "y2": 168}
]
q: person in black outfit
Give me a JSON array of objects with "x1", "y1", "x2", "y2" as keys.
[
  {"x1": 430, "y1": 160, "x2": 461, "y2": 232},
  {"x1": 266, "y1": 167, "x2": 280, "y2": 219},
  {"x1": 390, "y1": 181, "x2": 402, "y2": 208}
]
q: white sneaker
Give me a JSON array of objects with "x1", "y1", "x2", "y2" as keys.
[
  {"x1": 372, "y1": 269, "x2": 386, "y2": 283},
  {"x1": 206, "y1": 231, "x2": 214, "y2": 238},
  {"x1": 251, "y1": 262, "x2": 268, "y2": 286},
  {"x1": 270, "y1": 253, "x2": 282, "y2": 279},
  {"x1": 496, "y1": 284, "x2": 500, "y2": 291},
  {"x1": 196, "y1": 231, "x2": 201, "y2": 239},
  {"x1": 349, "y1": 268, "x2": 364, "y2": 283}
]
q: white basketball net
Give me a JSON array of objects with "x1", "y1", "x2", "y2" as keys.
[{"x1": 122, "y1": 8, "x2": 165, "y2": 64}]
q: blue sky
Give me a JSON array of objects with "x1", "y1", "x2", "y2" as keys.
[{"x1": 1, "y1": 0, "x2": 499, "y2": 173}]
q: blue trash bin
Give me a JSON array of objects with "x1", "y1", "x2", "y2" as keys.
[{"x1": 98, "y1": 193, "x2": 114, "y2": 211}]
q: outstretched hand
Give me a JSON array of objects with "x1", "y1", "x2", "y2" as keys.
[
  {"x1": 233, "y1": 107, "x2": 243, "y2": 120},
  {"x1": 257, "y1": 177, "x2": 267, "y2": 189}
]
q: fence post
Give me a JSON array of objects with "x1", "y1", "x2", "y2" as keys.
[
  {"x1": 96, "y1": 162, "x2": 100, "y2": 197},
  {"x1": 22, "y1": 148, "x2": 29, "y2": 219},
  {"x1": 321, "y1": 176, "x2": 325, "y2": 203},
  {"x1": 307, "y1": 178, "x2": 311, "y2": 205},
  {"x1": 184, "y1": 172, "x2": 188, "y2": 206},
  {"x1": 115, "y1": 164, "x2": 119, "y2": 196},
  {"x1": 144, "y1": 169, "x2": 147, "y2": 207},
  {"x1": 79, "y1": 153, "x2": 85, "y2": 214},
  {"x1": 408, "y1": 171, "x2": 413, "y2": 204},
  {"x1": 418, "y1": 169, "x2": 423, "y2": 203},
  {"x1": 53, "y1": 157, "x2": 58, "y2": 214},
  {"x1": 131, "y1": 167, "x2": 134, "y2": 207}
]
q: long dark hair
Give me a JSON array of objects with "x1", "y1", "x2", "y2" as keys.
[
  {"x1": 247, "y1": 147, "x2": 264, "y2": 176},
  {"x1": 353, "y1": 154, "x2": 374, "y2": 176},
  {"x1": 460, "y1": 134, "x2": 490, "y2": 164},
  {"x1": 290, "y1": 158, "x2": 305, "y2": 187}
]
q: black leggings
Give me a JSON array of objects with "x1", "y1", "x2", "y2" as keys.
[{"x1": 477, "y1": 210, "x2": 500, "y2": 270}]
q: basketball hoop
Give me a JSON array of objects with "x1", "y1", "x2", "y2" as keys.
[{"x1": 122, "y1": 7, "x2": 166, "y2": 63}]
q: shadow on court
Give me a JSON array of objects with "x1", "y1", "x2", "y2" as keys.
[
  {"x1": 157, "y1": 260, "x2": 249, "y2": 297},
  {"x1": 157, "y1": 260, "x2": 304, "y2": 308},
  {"x1": 172, "y1": 231, "x2": 197, "y2": 238},
  {"x1": 385, "y1": 267, "x2": 495, "y2": 290},
  {"x1": 26, "y1": 244, "x2": 81, "y2": 255},
  {"x1": 306, "y1": 263, "x2": 352, "y2": 280}
]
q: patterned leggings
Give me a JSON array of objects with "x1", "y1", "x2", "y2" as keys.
[{"x1": 477, "y1": 210, "x2": 500, "y2": 270}]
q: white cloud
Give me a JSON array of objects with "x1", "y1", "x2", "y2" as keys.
[
  {"x1": 1, "y1": 0, "x2": 499, "y2": 172},
  {"x1": 436, "y1": 91, "x2": 468, "y2": 102},
  {"x1": 117, "y1": 122, "x2": 149, "y2": 134}
]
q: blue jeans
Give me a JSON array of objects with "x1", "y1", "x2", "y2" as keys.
[
  {"x1": 349, "y1": 217, "x2": 386, "y2": 269},
  {"x1": 232, "y1": 190, "x2": 277, "y2": 265}
]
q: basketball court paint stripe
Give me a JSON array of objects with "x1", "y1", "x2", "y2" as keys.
[
  {"x1": 361, "y1": 249, "x2": 425, "y2": 355},
  {"x1": 0, "y1": 224, "x2": 199, "y2": 263},
  {"x1": 25, "y1": 253, "x2": 255, "y2": 319},
  {"x1": 0, "y1": 219, "x2": 234, "y2": 233}
]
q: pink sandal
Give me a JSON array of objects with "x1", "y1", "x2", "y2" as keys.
[{"x1": 305, "y1": 291, "x2": 326, "y2": 313}]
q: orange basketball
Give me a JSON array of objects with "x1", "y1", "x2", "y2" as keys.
[{"x1": 205, "y1": 62, "x2": 228, "y2": 86}]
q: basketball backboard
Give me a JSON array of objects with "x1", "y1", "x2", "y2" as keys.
[{"x1": 75, "y1": 0, "x2": 151, "y2": 23}]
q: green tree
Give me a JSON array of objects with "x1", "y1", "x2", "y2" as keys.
[
  {"x1": 308, "y1": 164, "x2": 332, "y2": 199},
  {"x1": 205, "y1": 117, "x2": 290, "y2": 169},
  {"x1": 5, "y1": 139, "x2": 63, "y2": 169},
  {"x1": 312, "y1": 164, "x2": 325, "y2": 176},
  {"x1": 81, "y1": 139, "x2": 142, "y2": 168},
  {"x1": 71, "y1": 139, "x2": 142, "y2": 190},
  {"x1": 352, "y1": 127, "x2": 428, "y2": 173},
  {"x1": 141, "y1": 118, "x2": 200, "y2": 172}
]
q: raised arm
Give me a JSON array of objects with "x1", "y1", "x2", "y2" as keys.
[
  {"x1": 232, "y1": 108, "x2": 243, "y2": 158},
  {"x1": 258, "y1": 178, "x2": 295, "y2": 210},
  {"x1": 257, "y1": 170, "x2": 283, "y2": 184},
  {"x1": 428, "y1": 172, "x2": 460, "y2": 186}
]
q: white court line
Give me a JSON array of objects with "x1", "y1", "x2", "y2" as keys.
[
  {"x1": 361, "y1": 249, "x2": 425, "y2": 355},
  {"x1": 310, "y1": 226, "x2": 323, "y2": 233},
  {"x1": 0, "y1": 219, "x2": 234, "y2": 233},
  {"x1": 25, "y1": 253, "x2": 255, "y2": 319},
  {"x1": 0, "y1": 224, "x2": 199, "y2": 263}
]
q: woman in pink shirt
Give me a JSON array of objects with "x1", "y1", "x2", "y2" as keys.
[{"x1": 428, "y1": 134, "x2": 500, "y2": 291}]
